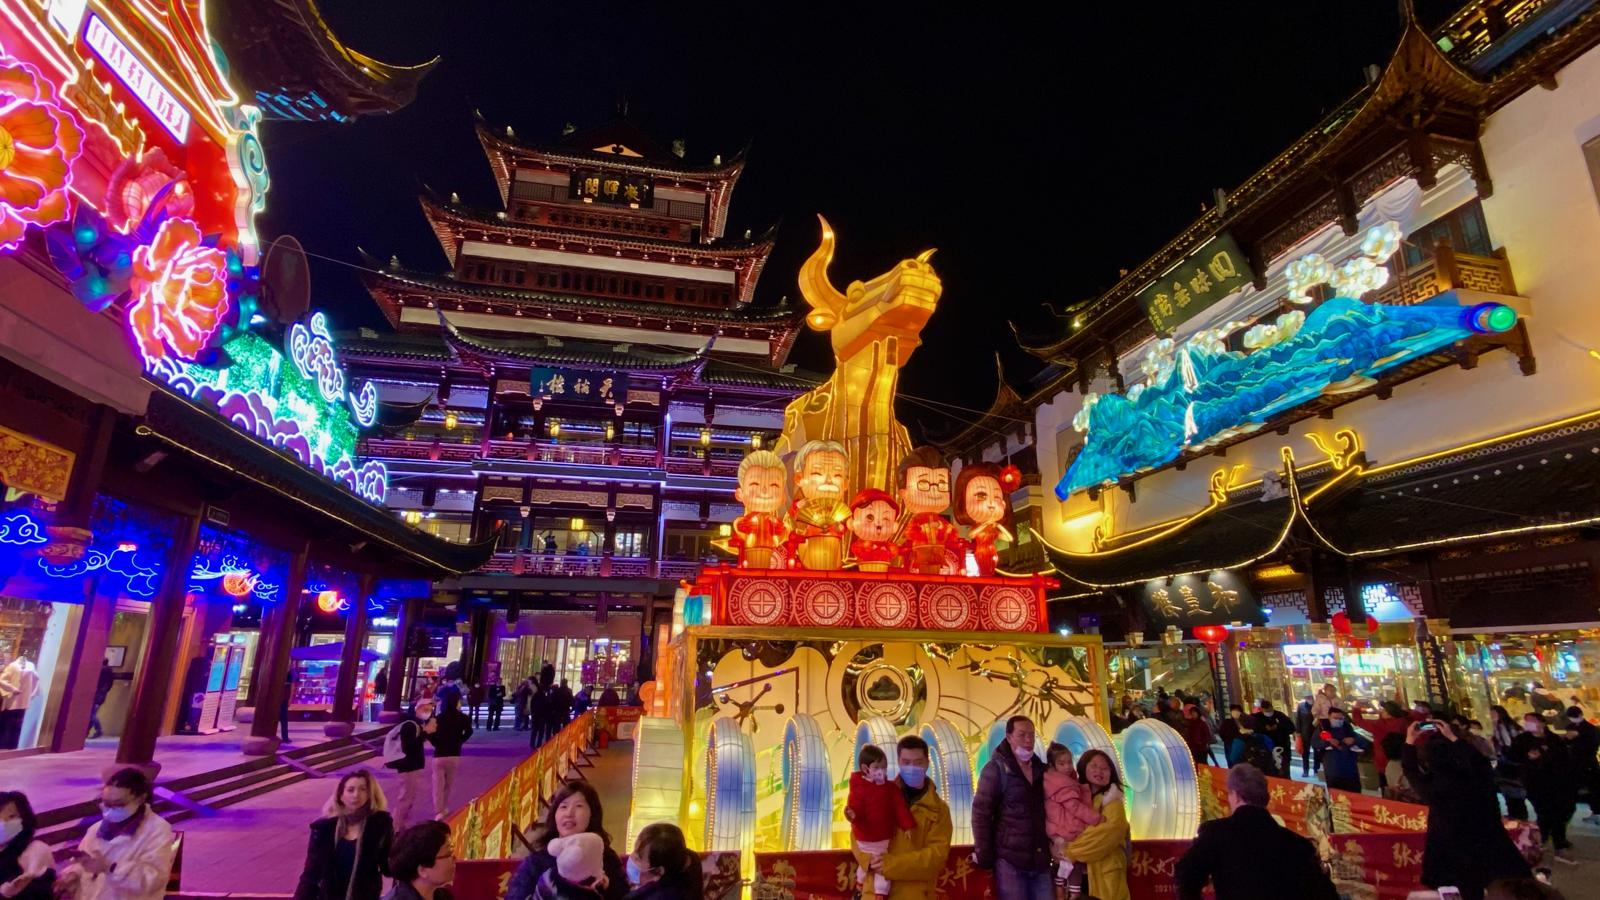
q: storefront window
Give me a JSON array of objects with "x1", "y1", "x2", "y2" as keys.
[{"x1": 1455, "y1": 630, "x2": 1600, "y2": 721}]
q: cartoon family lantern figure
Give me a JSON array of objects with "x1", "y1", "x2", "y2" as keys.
[{"x1": 728, "y1": 440, "x2": 1019, "y2": 576}]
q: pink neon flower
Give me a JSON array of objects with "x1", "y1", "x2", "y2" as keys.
[
  {"x1": 129, "y1": 218, "x2": 231, "y2": 362},
  {"x1": 0, "y1": 55, "x2": 85, "y2": 251}
]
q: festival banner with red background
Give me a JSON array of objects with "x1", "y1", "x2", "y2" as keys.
[
  {"x1": 1198, "y1": 766, "x2": 1429, "y2": 836},
  {"x1": 596, "y1": 705, "x2": 643, "y2": 741},
  {"x1": 447, "y1": 711, "x2": 595, "y2": 860},
  {"x1": 755, "y1": 848, "x2": 992, "y2": 900}
]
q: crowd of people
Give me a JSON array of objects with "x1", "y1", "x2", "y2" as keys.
[{"x1": 4, "y1": 674, "x2": 1593, "y2": 900}]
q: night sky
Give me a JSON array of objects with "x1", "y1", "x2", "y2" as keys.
[{"x1": 261, "y1": 2, "x2": 1461, "y2": 438}]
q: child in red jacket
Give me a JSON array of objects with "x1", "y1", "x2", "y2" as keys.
[{"x1": 845, "y1": 744, "x2": 915, "y2": 900}]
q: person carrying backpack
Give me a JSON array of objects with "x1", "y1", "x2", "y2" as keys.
[{"x1": 385, "y1": 700, "x2": 434, "y2": 828}]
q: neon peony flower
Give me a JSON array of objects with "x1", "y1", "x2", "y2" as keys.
[
  {"x1": 0, "y1": 54, "x2": 85, "y2": 251},
  {"x1": 128, "y1": 217, "x2": 231, "y2": 363}
]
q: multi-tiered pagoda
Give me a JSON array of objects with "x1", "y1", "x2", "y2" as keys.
[{"x1": 343, "y1": 116, "x2": 811, "y2": 686}]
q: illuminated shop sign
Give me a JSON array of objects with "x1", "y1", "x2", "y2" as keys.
[
  {"x1": 1136, "y1": 232, "x2": 1254, "y2": 335},
  {"x1": 83, "y1": 14, "x2": 191, "y2": 141},
  {"x1": 1282, "y1": 643, "x2": 1336, "y2": 668}
]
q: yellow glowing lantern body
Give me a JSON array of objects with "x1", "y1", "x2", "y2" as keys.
[{"x1": 772, "y1": 216, "x2": 942, "y2": 494}]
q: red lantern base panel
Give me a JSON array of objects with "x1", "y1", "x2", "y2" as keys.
[{"x1": 693, "y1": 565, "x2": 1056, "y2": 633}]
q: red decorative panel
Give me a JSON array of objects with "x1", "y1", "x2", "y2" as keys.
[
  {"x1": 979, "y1": 585, "x2": 1039, "y2": 632},
  {"x1": 696, "y1": 566, "x2": 1057, "y2": 633},
  {"x1": 726, "y1": 577, "x2": 792, "y2": 627},
  {"x1": 856, "y1": 582, "x2": 917, "y2": 629},
  {"x1": 792, "y1": 579, "x2": 853, "y2": 628},
  {"x1": 918, "y1": 583, "x2": 979, "y2": 631}
]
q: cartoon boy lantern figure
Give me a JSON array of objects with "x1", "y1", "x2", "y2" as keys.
[
  {"x1": 896, "y1": 446, "x2": 965, "y2": 575},
  {"x1": 731, "y1": 450, "x2": 790, "y2": 568},
  {"x1": 954, "y1": 463, "x2": 1020, "y2": 576},
  {"x1": 786, "y1": 439, "x2": 851, "y2": 570},
  {"x1": 848, "y1": 488, "x2": 902, "y2": 573}
]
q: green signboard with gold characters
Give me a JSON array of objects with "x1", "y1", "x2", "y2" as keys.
[{"x1": 1136, "y1": 232, "x2": 1254, "y2": 335}]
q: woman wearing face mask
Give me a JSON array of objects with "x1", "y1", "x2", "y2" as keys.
[
  {"x1": 1510, "y1": 713, "x2": 1579, "y2": 865},
  {"x1": 0, "y1": 791, "x2": 54, "y2": 900},
  {"x1": 506, "y1": 783, "x2": 626, "y2": 900},
  {"x1": 1063, "y1": 750, "x2": 1129, "y2": 900},
  {"x1": 294, "y1": 769, "x2": 394, "y2": 900},
  {"x1": 625, "y1": 823, "x2": 702, "y2": 900},
  {"x1": 60, "y1": 768, "x2": 174, "y2": 900}
]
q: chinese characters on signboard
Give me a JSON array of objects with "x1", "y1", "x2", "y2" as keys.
[
  {"x1": 530, "y1": 368, "x2": 629, "y2": 406},
  {"x1": 1135, "y1": 232, "x2": 1254, "y2": 335},
  {"x1": 1136, "y1": 572, "x2": 1264, "y2": 628},
  {"x1": 568, "y1": 170, "x2": 653, "y2": 208}
]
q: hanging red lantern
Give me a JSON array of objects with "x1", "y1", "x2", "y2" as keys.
[
  {"x1": 1193, "y1": 624, "x2": 1229, "y2": 650},
  {"x1": 1331, "y1": 612, "x2": 1351, "y2": 635}
]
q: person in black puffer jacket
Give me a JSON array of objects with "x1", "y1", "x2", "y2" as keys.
[
  {"x1": 624, "y1": 823, "x2": 703, "y2": 900},
  {"x1": 294, "y1": 770, "x2": 394, "y2": 900},
  {"x1": 1403, "y1": 720, "x2": 1530, "y2": 900},
  {"x1": 506, "y1": 783, "x2": 626, "y2": 900},
  {"x1": 971, "y1": 715, "x2": 1052, "y2": 899}
]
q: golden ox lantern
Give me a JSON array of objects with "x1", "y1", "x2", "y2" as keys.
[{"x1": 775, "y1": 216, "x2": 942, "y2": 493}]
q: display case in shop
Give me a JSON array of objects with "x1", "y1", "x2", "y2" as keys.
[{"x1": 1454, "y1": 630, "x2": 1600, "y2": 720}]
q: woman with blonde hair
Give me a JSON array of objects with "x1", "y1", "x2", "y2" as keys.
[{"x1": 294, "y1": 768, "x2": 394, "y2": 900}]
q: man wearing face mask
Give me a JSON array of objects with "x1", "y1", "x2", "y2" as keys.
[
  {"x1": 971, "y1": 715, "x2": 1052, "y2": 899},
  {"x1": 1510, "y1": 713, "x2": 1578, "y2": 864},
  {"x1": 877, "y1": 735, "x2": 952, "y2": 900},
  {"x1": 1320, "y1": 708, "x2": 1371, "y2": 794}
]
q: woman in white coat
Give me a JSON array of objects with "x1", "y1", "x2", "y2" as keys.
[{"x1": 60, "y1": 768, "x2": 174, "y2": 900}]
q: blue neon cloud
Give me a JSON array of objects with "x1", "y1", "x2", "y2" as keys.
[
  {"x1": 1058, "y1": 297, "x2": 1514, "y2": 497},
  {"x1": 0, "y1": 512, "x2": 47, "y2": 546}
]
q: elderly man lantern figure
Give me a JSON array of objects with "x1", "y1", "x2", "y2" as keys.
[
  {"x1": 954, "y1": 463, "x2": 1020, "y2": 576},
  {"x1": 848, "y1": 488, "x2": 902, "y2": 573},
  {"x1": 897, "y1": 446, "x2": 965, "y2": 575},
  {"x1": 731, "y1": 450, "x2": 791, "y2": 568},
  {"x1": 786, "y1": 440, "x2": 852, "y2": 570}
]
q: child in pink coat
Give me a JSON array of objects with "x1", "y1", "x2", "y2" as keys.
[{"x1": 1043, "y1": 742, "x2": 1102, "y2": 897}]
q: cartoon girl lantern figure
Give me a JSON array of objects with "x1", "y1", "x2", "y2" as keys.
[
  {"x1": 896, "y1": 446, "x2": 965, "y2": 575},
  {"x1": 730, "y1": 450, "x2": 790, "y2": 568},
  {"x1": 786, "y1": 440, "x2": 851, "y2": 570},
  {"x1": 954, "y1": 462, "x2": 1020, "y2": 576},
  {"x1": 847, "y1": 488, "x2": 902, "y2": 573}
]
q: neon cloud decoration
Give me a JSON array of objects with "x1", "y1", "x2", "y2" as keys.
[
  {"x1": 38, "y1": 546, "x2": 162, "y2": 599},
  {"x1": 191, "y1": 555, "x2": 281, "y2": 601},
  {"x1": 146, "y1": 310, "x2": 389, "y2": 504},
  {"x1": 0, "y1": 511, "x2": 47, "y2": 546},
  {"x1": 1057, "y1": 222, "x2": 1520, "y2": 497}
]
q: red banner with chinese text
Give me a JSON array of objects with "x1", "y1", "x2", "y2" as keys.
[
  {"x1": 447, "y1": 711, "x2": 595, "y2": 859},
  {"x1": 755, "y1": 848, "x2": 992, "y2": 900},
  {"x1": 1128, "y1": 840, "x2": 1209, "y2": 899},
  {"x1": 1198, "y1": 765, "x2": 1430, "y2": 836},
  {"x1": 597, "y1": 705, "x2": 642, "y2": 739}
]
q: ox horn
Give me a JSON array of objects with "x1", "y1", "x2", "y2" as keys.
[
  {"x1": 798, "y1": 214, "x2": 845, "y2": 330},
  {"x1": 916, "y1": 248, "x2": 937, "y2": 264}
]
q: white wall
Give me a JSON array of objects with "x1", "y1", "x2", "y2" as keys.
[{"x1": 1037, "y1": 43, "x2": 1600, "y2": 541}]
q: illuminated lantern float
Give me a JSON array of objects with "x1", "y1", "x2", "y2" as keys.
[{"x1": 629, "y1": 218, "x2": 1200, "y2": 858}]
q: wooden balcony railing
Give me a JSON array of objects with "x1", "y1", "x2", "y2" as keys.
[
  {"x1": 664, "y1": 456, "x2": 740, "y2": 477},
  {"x1": 478, "y1": 554, "x2": 709, "y2": 580},
  {"x1": 361, "y1": 438, "x2": 661, "y2": 468},
  {"x1": 1371, "y1": 245, "x2": 1517, "y2": 307}
]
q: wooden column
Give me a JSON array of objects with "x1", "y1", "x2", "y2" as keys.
[
  {"x1": 380, "y1": 595, "x2": 424, "y2": 722},
  {"x1": 110, "y1": 510, "x2": 201, "y2": 779},
  {"x1": 325, "y1": 572, "x2": 375, "y2": 737},
  {"x1": 242, "y1": 542, "x2": 309, "y2": 755},
  {"x1": 465, "y1": 608, "x2": 491, "y2": 685}
]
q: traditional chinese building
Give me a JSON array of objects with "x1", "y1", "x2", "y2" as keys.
[
  {"x1": 343, "y1": 115, "x2": 810, "y2": 688},
  {"x1": 1013, "y1": 1, "x2": 1600, "y2": 714},
  {"x1": 0, "y1": 0, "x2": 494, "y2": 791}
]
